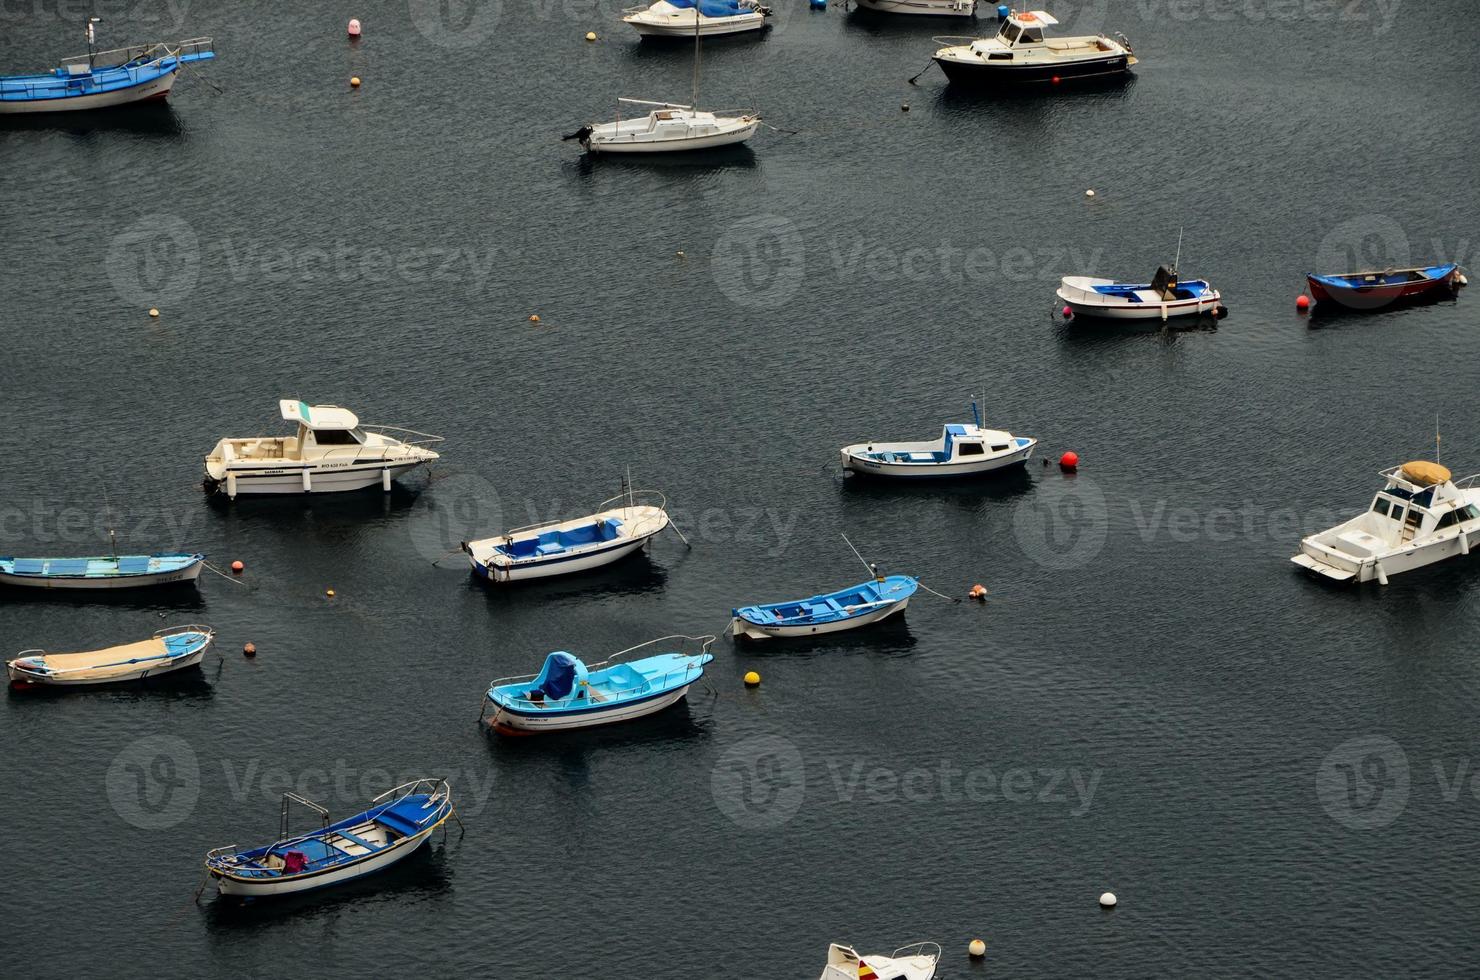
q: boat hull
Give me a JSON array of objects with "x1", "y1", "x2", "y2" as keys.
[
  {"x1": 0, "y1": 69, "x2": 175, "y2": 114},
  {"x1": 842, "y1": 441, "x2": 1034, "y2": 478},
  {"x1": 732, "y1": 597, "x2": 909, "y2": 640},
  {"x1": 0, "y1": 562, "x2": 203, "y2": 590},
  {"x1": 854, "y1": 0, "x2": 975, "y2": 15},
  {"x1": 474, "y1": 535, "x2": 654, "y2": 583},
  {"x1": 1307, "y1": 269, "x2": 1460, "y2": 312},
  {"x1": 588, "y1": 118, "x2": 759, "y2": 154},
  {"x1": 1293, "y1": 527, "x2": 1480, "y2": 584},
  {"x1": 206, "y1": 460, "x2": 428, "y2": 498},
  {"x1": 935, "y1": 54, "x2": 1132, "y2": 88},
  {"x1": 626, "y1": 16, "x2": 768, "y2": 36},
  {"x1": 212, "y1": 820, "x2": 443, "y2": 898},
  {"x1": 1057, "y1": 289, "x2": 1222, "y2": 321},
  {"x1": 487, "y1": 684, "x2": 695, "y2": 734},
  {"x1": 8, "y1": 638, "x2": 210, "y2": 687}
]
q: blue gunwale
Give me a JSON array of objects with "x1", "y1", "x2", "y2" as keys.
[
  {"x1": 1309, "y1": 263, "x2": 1457, "y2": 291},
  {"x1": 0, "y1": 552, "x2": 204, "y2": 579},
  {"x1": 734, "y1": 574, "x2": 919, "y2": 627},
  {"x1": 486, "y1": 650, "x2": 714, "y2": 716}
]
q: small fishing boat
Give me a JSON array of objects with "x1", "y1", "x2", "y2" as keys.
[
  {"x1": 819, "y1": 942, "x2": 941, "y2": 980},
  {"x1": 7, "y1": 624, "x2": 214, "y2": 688},
  {"x1": 0, "y1": 21, "x2": 214, "y2": 114},
  {"x1": 623, "y1": 0, "x2": 772, "y2": 38},
  {"x1": 931, "y1": 10, "x2": 1134, "y2": 87},
  {"x1": 1307, "y1": 263, "x2": 1464, "y2": 312},
  {"x1": 1058, "y1": 264, "x2": 1223, "y2": 321},
  {"x1": 204, "y1": 779, "x2": 455, "y2": 898},
  {"x1": 856, "y1": 0, "x2": 975, "y2": 17},
  {"x1": 0, "y1": 552, "x2": 203, "y2": 590},
  {"x1": 463, "y1": 489, "x2": 677, "y2": 584},
  {"x1": 841, "y1": 400, "x2": 1036, "y2": 478},
  {"x1": 732, "y1": 574, "x2": 918, "y2": 640},
  {"x1": 203, "y1": 400, "x2": 443, "y2": 499},
  {"x1": 1292, "y1": 460, "x2": 1480, "y2": 585},
  {"x1": 482, "y1": 635, "x2": 715, "y2": 734}
]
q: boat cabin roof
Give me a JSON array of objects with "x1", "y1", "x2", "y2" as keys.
[
  {"x1": 279, "y1": 399, "x2": 359, "y2": 431},
  {"x1": 1009, "y1": 9, "x2": 1059, "y2": 27}
]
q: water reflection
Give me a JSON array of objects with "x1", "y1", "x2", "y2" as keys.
[
  {"x1": 729, "y1": 611, "x2": 918, "y2": 659},
  {"x1": 0, "y1": 101, "x2": 184, "y2": 138},
  {"x1": 473, "y1": 551, "x2": 670, "y2": 606}
]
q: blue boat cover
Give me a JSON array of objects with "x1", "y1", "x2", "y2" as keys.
[
  {"x1": 532, "y1": 652, "x2": 580, "y2": 700},
  {"x1": 700, "y1": 0, "x2": 745, "y2": 13}
]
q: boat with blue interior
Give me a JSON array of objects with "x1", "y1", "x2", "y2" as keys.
[
  {"x1": 931, "y1": 9, "x2": 1134, "y2": 88},
  {"x1": 623, "y1": 0, "x2": 772, "y2": 38},
  {"x1": 0, "y1": 552, "x2": 203, "y2": 590},
  {"x1": 732, "y1": 574, "x2": 919, "y2": 640},
  {"x1": 1058, "y1": 264, "x2": 1224, "y2": 321},
  {"x1": 0, "y1": 21, "x2": 214, "y2": 114},
  {"x1": 463, "y1": 489, "x2": 676, "y2": 584},
  {"x1": 1306, "y1": 263, "x2": 1465, "y2": 313},
  {"x1": 482, "y1": 635, "x2": 715, "y2": 733},
  {"x1": 8, "y1": 624, "x2": 215, "y2": 688},
  {"x1": 204, "y1": 779, "x2": 455, "y2": 898},
  {"x1": 841, "y1": 400, "x2": 1036, "y2": 478}
]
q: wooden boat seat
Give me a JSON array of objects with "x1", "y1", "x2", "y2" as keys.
[{"x1": 331, "y1": 829, "x2": 382, "y2": 853}]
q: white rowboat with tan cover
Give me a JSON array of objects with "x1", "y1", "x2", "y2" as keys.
[{"x1": 7, "y1": 624, "x2": 215, "y2": 688}]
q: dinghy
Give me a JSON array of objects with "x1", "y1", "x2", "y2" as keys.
[
  {"x1": 732, "y1": 574, "x2": 918, "y2": 640},
  {"x1": 1058, "y1": 264, "x2": 1223, "y2": 321},
  {"x1": 819, "y1": 942, "x2": 941, "y2": 980},
  {"x1": 203, "y1": 400, "x2": 443, "y2": 499},
  {"x1": 0, "y1": 21, "x2": 214, "y2": 114},
  {"x1": 1306, "y1": 263, "x2": 1463, "y2": 312},
  {"x1": 841, "y1": 400, "x2": 1036, "y2": 478},
  {"x1": 204, "y1": 779, "x2": 455, "y2": 898},
  {"x1": 482, "y1": 635, "x2": 715, "y2": 734},
  {"x1": 856, "y1": 0, "x2": 975, "y2": 17},
  {"x1": 463, "y1": 489, "x2": 675, "y2": 584},
  {"x1": 623, "y1": 0, "x2": 772, "y2": 38},
  {"x1": 0, "y1": 552, "x2": 203, "y2": 590},
  {"x1": 931, "y1": 9, "x2": 1134, "y2": 88},
  {"x1": 7, "y1": 624, "x2": 214, "y2": 688}
]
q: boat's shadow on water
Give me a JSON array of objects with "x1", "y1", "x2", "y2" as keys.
[
  {"x1": 8, "y1": 663, "x2": 217, "y2": 702},
  {"x1": 200, "y1": 842, "x2": 455, "y2": 929},
  {"x1": 472, "y1": 552, "x2": 670, "y2": 606},
  {"x1": 730, "y1": 614, "x2": 919, "y2": 659},
  {"x1": 484, "y1": 699, "x2": 715, "y2": 760},
  {"x1": 568, "y1": 143, "x2": 759, "y2": 177},
  {"x1": 204, "y1": 483, "x2": 425, "y2": 525},
  {"x1": 0, "y1": 582, "x2": 208, "y2": 611},
  {"x1": 1055, "y1": 313, "x2": 1221, "y2": 346},
  {"x1": 1307, "y1": 297, "x2": 1462, "y2": 328},
  {"x1": 927, "y1": 73, "x2": 1136, "y2": 116},
  {"x1": 837, "y1": 466, "x2": 1035, "y2": 511},
  {"x1": 0, "y1": 101, "x2": 185, "y2": 137}
]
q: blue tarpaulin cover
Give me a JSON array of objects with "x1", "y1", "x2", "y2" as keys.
[{"x1": 532, "y1": 652, "x2": 580, "y2": 700}]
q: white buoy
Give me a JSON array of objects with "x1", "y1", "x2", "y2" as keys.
[
  {"x1": 1459, "y1": 273, "x2": 1469, "y2": 287},
  {"x1": 1099, "y1": 891, "x2": 1117, "y2": 908},
  {"x1": 225, "y1": 473, "x2": 237, "y2": 499},
  {"x1": 1374, "y1": 562, "x2": 1389, "y2": 586},
  {"x1": 302, "y1": 469, "x2": 313, "y2": 493},
  {"x1": 968, "y1": 939, "x2": 986, "y2": 957},
  {"x1": 1461, "y1": 533, "x2": 1470, "y2": 556},
  {"x1": 381, "y1": 468, "x2": 392, "y2": 491},
  {"x1": 1085, "y1": 189, "x2": 1096, "y2": 198}
]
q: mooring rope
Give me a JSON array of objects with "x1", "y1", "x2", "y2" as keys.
[{"x1": 201, "y1": 560, "x2": 250, "y2": 586}]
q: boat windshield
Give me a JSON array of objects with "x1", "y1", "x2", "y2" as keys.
[{"x1": 1000, "y1": 23, "x2": 1044, "y2": 43}]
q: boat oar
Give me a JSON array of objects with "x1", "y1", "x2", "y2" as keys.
[{"x1": 667, "y1": 517, "x2": 692, "y2": 549}]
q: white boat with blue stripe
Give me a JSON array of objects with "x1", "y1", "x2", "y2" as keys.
[
  {"x1": 0, "y1": 552, "x2": 203, "y2": 590},
  {"x1": 1058, "y1": 264, "x2": 1224, "y2": 321},
  {"x1": 7, "y1": 624, "x2": 214, "y2": 688},
  {"x1": 732, "y1": 574, "x2": 919, "y2": 640},
  {"x1": 0, "y1": 22, "x2": 214, "y2": 114},
  {"x1": 204, "y1": 779, "x2": 455, "y2": 898},
  {"x1": 463, "y1": 489, "x2": 675, "y2": 584},
  {"x1": 482, "y1": 635, "x2": 715, "y2": 734},
  {"x1": 842, "y1": 400, "x2": 1036, "y2": 478}
]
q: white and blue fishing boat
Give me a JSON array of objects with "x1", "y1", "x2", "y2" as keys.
[
  {"x1": 7, "y1": 624, "x2": 214, "y2": 688},
  {"x1": 0, "y1": 552, "x2": 204, "y2": 590},
  {"x1": 463, "y1": 489, "x2": 678, "y2": 584},
  {"x1": 482, "y1": 635, "x2": 715, "y2": 734},
  {"x1": 732, "y1": 574, "x2": 918, "y2": 640},
  {"x1": 0, "y1": 21, "x2": 214, "y2": 114},
  {"x1": 841, "y1": 400, "x2": 1036, "y2": 478},
  {"x1": 205, "y1": 779, "x2": 455, "y2": 898}
]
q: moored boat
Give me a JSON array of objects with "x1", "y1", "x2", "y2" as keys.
[
  {"x1": 0, "y1": 21, "x2": 214, "y2": 114},
  {"x1": 841, "y1": 400, "x2": 1036, "y2": 478},
  {"x1": 855, "y1": 0, "x2": 975, "y2": 17},
  {"x1": 931, "y1": 10, "x2": 1134, "y2": 88},
  {"x1": 0, "y1": 552, "x2": 203, "y2": 590},
  {"x1": 203, "y1": 400, "x2": 443, "y2": 499},
  {"x1": 1306, "y1": 263, "x2": 1464, "y2": 313},
  {"x1": 1292, "y1": 461, "x2": 1480, "y2": 585},
  {"x1": 1058, "y1": 264, "x2": 1223, "y2": 321},
  {"x1": 819, "y1": 942, "x2": 941, "y2": 980},
  {"x1": 204, "y1": 779, "x2": 455, "y2": 898},
  {"x1": 463, "y1": 489, "x2": 675, "y2": 584},
  {"x1": 732, "y1": 574, "x2": 918, "y2": 640},
  {"x1": 7, "y1": 624, "x2": 214, "y2": 688},
  {"x1": 482, "y1": 635, "x2": 715, "y2": 734},
  {"x1": 565, "y1": 99, "x2": 759, "y2": 153},
  {"x1": 623, "y1": 0, "x2": 772, "y2": 38}
]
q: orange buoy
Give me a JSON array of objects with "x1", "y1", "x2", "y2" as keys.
[
  {"x1": 326, "y1": 588, "x2": 336, "y2": 598},
  {"x1": 230, "y1": 560, "x2": 244, "y2": 573},
  {"x1": 350, "y1": 76, "x2": 361, "y2": 88},
  {"x1": 529, "y1": 314, "x2": 541, "y2": 323},
  {"x1": 243, "y1": 642, "x2": 257, "y2": 657},
  {"x1": 968, "y1": 584, "x2": 988, "y2": 601},
  {"x1": 1060, "y1": 451, "x2": 1079, "y2": 471},
  {"x1": 1296, "y1": 295, "x2": 1311, "y2": 312}
]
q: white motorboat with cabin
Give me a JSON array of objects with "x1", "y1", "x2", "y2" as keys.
[
  {"x1": 931, "y1": 9, "x2": 1134, "y2": 87},
  {"x1": 841, "y1": 400, "x2": 1036, "y2": 478},
  {"x1": 819, "y1": 942, "x2": 940, "y2": 980},
  {"x1": 203, "y1": 400, "x2": 443, "y2": 499},
  {"x1": 855, "y1": 0, "x2": 974, "y2": 17},
  {"x1": 1292, "y1": 461, "x2": 1480, "y2": 585},
  {"x1": 623, "y1": 0, "x2": 772, "y2": 38}
]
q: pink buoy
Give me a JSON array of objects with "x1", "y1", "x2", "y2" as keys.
[
  {"x1": 348, "y1": 18, "x2": 362, "y2": 37},
  {"x1": 1062, "y1": 305, "x2": 1074, "y2": 318}
]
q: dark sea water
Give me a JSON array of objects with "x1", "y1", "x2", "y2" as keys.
[{"x1": 3, "y1": 1, "x2": 1480, "y2": 976}]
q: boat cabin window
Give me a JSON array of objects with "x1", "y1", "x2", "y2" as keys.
[
  {"x1": 1404, "y1": 507, "x2": 1425, "y2": 530},
  {"x1": 1437, "y1": 511, "x2": 1459, "y2": 530},
  {"x1": 1371, "y1": 498, "x2": 1390, "y2": 516},
  {"x1": 990, "y1": 443, "x2": 1010, "y2": 452},
  {"x1": 958, "y1": 443, "x2": 985, "y2": 457},
  {"x1": 311, "y1": 428, "x2": 360, "y2": 446},
  {"x1": 1461, "y1": 505, "x2": 1480, "y2": 522},
  {"x1": 998, "y1": 22, "x2": 1019, "y2": 42},
  {"x1": 1018, "y1": 27, "x2": 1043, "y2": 43}
]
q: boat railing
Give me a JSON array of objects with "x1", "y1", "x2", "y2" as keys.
[
  {"x1": 892, "y1": 942, "x2": 943, "y2": 961},
  {"x1": 1452, "y1": 473, "x2": 1480, "y2": 490},
  {"x1": 373, "y1": 777, "x2": 452, "y2": 809},
  {"x1": 60, "y1": 37, "x2": 212, "y2": 74},
  {"x1": 154, "y1": 623, "x2": 215, "y2": 643},
  {"x1": 495, "y1": 489, "x2": 671, "y2": 540},
  {"x1": 932, "y1": 35, "x2": 980, "y2": 45},
  {"x1": 486, "y1": 635, "x2": 716, "y2": 706},
  {"x1": 316, "y1": 425, "x2": 445, "y2": 465}
]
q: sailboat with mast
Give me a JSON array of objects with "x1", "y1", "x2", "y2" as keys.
[{"x1": 564, "y1": 10, "x2": 759, "y2": 153}]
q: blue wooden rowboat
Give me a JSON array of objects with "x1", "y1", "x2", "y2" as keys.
[
  {"x1": 1307, "y1": 263, "x2": 1463, "y2": 312},
  {"x1": 0, "y1": 23, "x2": 214, "y2": 115},
  {"x1": 732, "y1": 574, "x2": 918, "y2": 640},
  {"x1": 0, "y1": 553, "x2": 204, "y2": 590},
  {"x1": 482, "y1": 635, "x2": 715, "y2": 733},
  {"x1": 205, "y1": 779, "x2": 455, "y2": 898}
]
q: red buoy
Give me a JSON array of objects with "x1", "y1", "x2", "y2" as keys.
[
  {"x1": 1052, "y1": 76, "x2": 1062, "y2": 84},
  {"x1": 1296, "y1": 295, "x2": 1311, "y2": 312},
  {"x1": 1060, "y1": 451, "x2": 1079, "y2": 471},
  {"x1": 230, "y1": 560, "x2": 244, "y2": 573}
]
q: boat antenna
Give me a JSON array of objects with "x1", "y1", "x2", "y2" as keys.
[
  {"x1": 103, "y1": 485, "x2": 117, "y2": 560},
  {"x1": 691, "y1": 1, "x2": 701, "y2": 110},
  {"x1": 841, "y1": 533, "x2": 880, "y2": 581},
  {"x1": 971, "y1": 393, "x2": 983, "y2": 429},
  {"x1": 1436, "y1": 413, "x2": 1441, "y2": 465},
  {"x1": 86, "y1": 16, "x2": 101, "y2": 70},
  {"x1": 626, "y1": 464, "x2": 634, "y2": 517},
  {"x1": 1172, "y1": 226, "x2": 1184, "y2": 278}
]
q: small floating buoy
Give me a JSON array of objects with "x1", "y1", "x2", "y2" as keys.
[
  {"x1": 1084, "y1": 189, "x2": 1095, "y2": 198},
  {"x1": 148, "y1": 308, "x2": 159, "y2": 318},
  {"x1": 901, "y1": 103, "x2": 909, "y2": 112},
  {"x1": 243, "y1": 642, "x2": 256, "y2": 657},
  {"x1": 325, "y1": 588, "x2": 336, "y2": 598},
  {"x1": 997, "y1": 4, "x2": 1009, "y2": 17},
  {"x1": 529, "y1": 314, "x2": 540, "y2": 323},
  {"x1": 968, "y1": 584, "x2": 988, "y2": 601},
  {"x1": 969, "y1": 939, "x2": 987, "y2": 958},
  {"x1": 1100, "y1": 891, "x2": 1117, "y2": 908},
  {"x1": 230, "y1": 560, "x2": 244, "y2": 574},
  {"x1": 347, "y1": 18, "x2": 361, "y2": 37},
  {"x1": 676, "y1": 250, "x2": 686, "y2": 258},
  {"x1": 1062, "y1": 305, "x2": 1073, "y2": 318},
  {"x1": 743, "y1": 670, "x2": 761, "y2": 687},
  {"x1": 1458, "y1": 273, "x2": 1469, "y2": 287},
  {"x1": 585, "y1": 31, "x2": 597, "y2": 41},
  {"x1": 1296, "y1": 294, "x2": 1310, "y2": 312},
  {"x1": 1060, "y1": 450, "x2": 1079, "y2": 471},
  {"x1": 350, "y1": 76, "x2": 361, "y2": 88}
]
